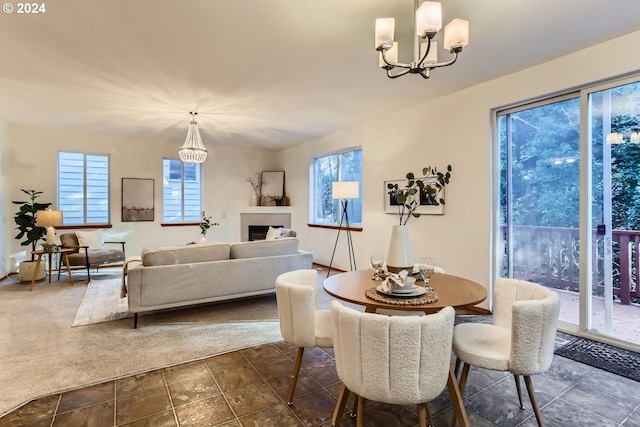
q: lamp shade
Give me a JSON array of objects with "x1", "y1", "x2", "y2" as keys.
[
  {"x1": 416, "y1": 1, "x2": 442, "y2": 36},
  {"x1": 36, "y1": 210, "x2": 63, "y2": 227},
  {"x1": 443, "y1": 18, "x2": 469, "y2": 51},
  {"x1": 375, "y1": 17, "x2": 395, "y2": 49},
  {"x1": 332, "y1": 181, "x2": 360, "y2": 199}
]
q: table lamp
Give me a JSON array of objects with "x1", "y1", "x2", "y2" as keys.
[
  {"x1": 36, "y1": 209, "x2": 63, "y2": 246},
  {"x1": 327, "y1": 181, "x2": 360, "y2": 276}
]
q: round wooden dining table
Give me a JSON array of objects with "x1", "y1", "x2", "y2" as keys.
[
  {"x1": 323, "y1": 269, "x2": 487, "y2": 427},
  {"x1": 323, "y1": 269, "x2": 487, "y2": 314}
]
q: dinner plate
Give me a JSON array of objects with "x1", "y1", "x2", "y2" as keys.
[{"x1": 376, "y1": 284, "x2": 427, "y2": 298}]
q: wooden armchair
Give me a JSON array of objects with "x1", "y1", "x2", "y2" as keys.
[{"x1": 57, "y1": 232, "x2": 126, "y2": 281}]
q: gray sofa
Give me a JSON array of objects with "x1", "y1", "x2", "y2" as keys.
[{"x1": 125, "y1": 238, "x2": 312, "y2": 328}]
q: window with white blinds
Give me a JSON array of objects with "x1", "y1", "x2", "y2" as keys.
[
  {"x1": 162, "y1": 159, "x2": 202, "y2": 223},
  {"x1": 58, "y1": 151, "x2": 110, "y2": 225}
]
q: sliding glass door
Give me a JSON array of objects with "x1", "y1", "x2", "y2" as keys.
[
  {"x1": 498, "y1": 76, "x2": 640, "y2": 348},
  {"x1": 586, "y1": 79, "x2": 640, "y2": 345}
]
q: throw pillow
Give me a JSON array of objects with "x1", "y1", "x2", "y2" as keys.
[
  {"x1": 76, "y1": 230, "x2": 104, "y2": 250},
  {"x1": 265, "y1": 226, "x2": 282, "y2": 240}
]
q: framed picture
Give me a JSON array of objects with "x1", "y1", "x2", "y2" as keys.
[
  {"x1": 384, "y1": 175, "x2": 445, "y2": 215},
  {"x1": 122, "y1": 178, "x2": 154, "y2": 222},
  {"x1": 260, "y1": 171, "x2": 285, "y2": 206}
]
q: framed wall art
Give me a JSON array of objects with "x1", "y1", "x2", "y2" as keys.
[
  {"x1": 260, "y1": 170, "x2": 285, "y2": 206},
  {"x1": 122, "y1": 178, "x2": 154, "y2": 222},
  {"x1": 384, "y1": 175, "x2": 445, "y2": 215}
]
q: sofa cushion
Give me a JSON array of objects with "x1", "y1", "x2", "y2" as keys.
[
  {"x1": 265, "y1": 226, "x2": 281, "y2": 240},
  {"x1": 142, "y1": 243, "x2": 231, "y2": 266},
  {"x1": 230, "y1": 238, "x2": 299, "y2": 259},
  {"x1": 277, "y1": 228, "x2": 297, "y2": 238}
]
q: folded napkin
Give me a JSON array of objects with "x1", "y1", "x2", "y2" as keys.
[{"x1": 381, "y1": 270, "x2": 412, "y2": 293}]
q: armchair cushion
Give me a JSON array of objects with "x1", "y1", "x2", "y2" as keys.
[{"x1": 76, "y1": 230, "x2": 104, "y2": 250}]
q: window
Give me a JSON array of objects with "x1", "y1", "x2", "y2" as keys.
[
  {"x1": 58, "y1": 151, "x2": 110, "y2": 225},
  {"x1": 311, "y1": 148, "x2": 362, "y2": 226},
  {"x1": 162, "y1": 159, "x2": 202, "y2": 223}
]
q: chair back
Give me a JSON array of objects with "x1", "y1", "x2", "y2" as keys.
[
  {"x1": 275, "y1": 269, "x2": 319, "y2": 348},
  {"x1": 59, "y1": 233, "x2": 80, "y2": 253},
  {"x1": 331, "y1": 301, "x2": 455, "y2": 405},
  {"x1": 494, "y1": 278, "x2": 561, "y2": 375}
]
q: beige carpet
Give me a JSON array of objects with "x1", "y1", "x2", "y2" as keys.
[
  {"x1": 72, "y1": 278, "x2": 130, "y2": 326},
  {"x1": 0, "y1": 273, "x2": 283, "y2": 417}
]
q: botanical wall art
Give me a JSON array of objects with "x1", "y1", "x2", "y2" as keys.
[
  {"x1": 385, "y1": 165, "x2": 453, "y2": 221},
  {"x1": 122, "y1": 178, "x2": 154, "y2": 222}
]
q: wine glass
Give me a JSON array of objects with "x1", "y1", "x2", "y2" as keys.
[
  {"x1": 419, "y1": 257, "x2": 435, "y2": 289},
  {"x1": 370, "y1": 253, "x2": 385, "y2": 281}
]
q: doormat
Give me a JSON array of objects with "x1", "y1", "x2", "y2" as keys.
[{"x1": 554, "y1": 338, "x2": 640, "y2": 382}]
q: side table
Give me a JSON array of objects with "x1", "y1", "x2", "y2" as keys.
[{"x1": 30, "y1": 248, "x2": 75, "y2": 291}]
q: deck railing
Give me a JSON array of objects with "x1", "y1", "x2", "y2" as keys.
[{"x1": 501, "y1": 225, "x2": 640, "y2": 304}]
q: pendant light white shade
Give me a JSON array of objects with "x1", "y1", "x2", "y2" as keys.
[
  {"x1": 443, "y1": 19, "x2": 469, "y2": 51},
  {"x1": 178, "y1": 112, "x2": 207, "y2": 164},
  {"x1": 375, "y1": 18, "x2": 395, "y2": 49},
  {"x1": 416, "y1": 1, "x2": 442, "y2": 36}
]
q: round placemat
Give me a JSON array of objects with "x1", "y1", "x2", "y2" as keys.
[{"x1": 365, "y1": 286, "x2": 438, "y2": 306}]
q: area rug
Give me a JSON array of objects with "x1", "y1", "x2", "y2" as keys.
[
  {"x1": 72, "y1": 278, "x2": 130, "y2": 326},
  {"x1": 555, "y1": 338, "x2": 640, "y2": 382}
]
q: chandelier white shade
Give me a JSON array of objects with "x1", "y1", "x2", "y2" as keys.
[
  {"x1": 178, "y1": 112, "x2": 207, "y2": 164},
  {"x1": 375, "y1": 0, "x2": 469, "y2": 79}
]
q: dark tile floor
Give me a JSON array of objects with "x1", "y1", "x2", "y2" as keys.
[{"x1": 1, "y1": 333, "x2": 639, "y2": 427}]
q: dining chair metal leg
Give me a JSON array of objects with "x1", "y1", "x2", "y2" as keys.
[
  {"x1": 524, "y1": 375, "x2": 544, "y2": 427},
  {"x1": 287, "y1": 347, "x2": 305, "y2": 405},
  {"x1": 514, "y1": 374, "x2": 525, "y2": 409}
]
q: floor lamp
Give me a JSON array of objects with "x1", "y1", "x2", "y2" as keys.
[{"x1": 327, "y1": 181, "x2": 359, "y2": 277}]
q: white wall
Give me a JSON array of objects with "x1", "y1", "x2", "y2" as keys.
[
  {"x1": 281, "y1": 30, "x2": 640, "y2": 309},
  {"x1": 2, "y1": 123, "x2": 276, "y2": 274}
]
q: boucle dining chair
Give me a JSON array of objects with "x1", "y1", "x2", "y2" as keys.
[
  {"x1": 330, "y1": 300, "x2": 455, "y2": 427},
  {"x1": 452, "y1": 278, "x2": 560, "y2": 427},
  {"x1": 275, "y1": 269, "x2": 333, "y2": 406}
]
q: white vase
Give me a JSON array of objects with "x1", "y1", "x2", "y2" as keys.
[
  {"x1": 199, "y1": 236, "x2": 207, "y2": 244},
  {"x1": 386, "y1": 225, "x2": 414, "y2": 273},
  {"x1": 251, "y1": 191, "x2": 259, "y2": 206}
]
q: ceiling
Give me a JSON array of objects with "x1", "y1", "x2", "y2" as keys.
[{"x1": 1, "y1": 0, "x2": 639, "y2": 151}]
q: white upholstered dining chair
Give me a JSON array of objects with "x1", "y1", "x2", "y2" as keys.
[
  {"x1": 275, "y1": 269, "x2": 333, "y2": 406},
  {"x1": 330, "y1": 301, "x2": 455, "y2": 427},
  {"x1": 452, "y1": 278, "x2": 560, "y2": 427}
]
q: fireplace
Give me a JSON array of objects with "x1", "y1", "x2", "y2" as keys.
[
  {"x1": 248, "y1": 225, "x2": 283, "y2": 241},
  {"x1": 240, "y1": 212, "x2": 291, "y2": 241}
]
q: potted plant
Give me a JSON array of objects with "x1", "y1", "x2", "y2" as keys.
[
  {"x1": 385, "y1": 165, "x2": 452, "y2": 272},
  {"x1": 199, "y1": 211, "x2": 219, "y2": 243},
  {"x1": 12, "y1": 189, "x2": 52, "y2": 282}
]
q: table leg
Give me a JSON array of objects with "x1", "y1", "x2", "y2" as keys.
[
  {"x1": 446, "y1": 366, "x2": 469, "y2": 427},
  {"x1": 47, "y1": 252, "x2": 52, "y2": 284},
  {"x1": 30, "y1": 254, "x2": 43, "y2": 291},
  {"x1": 62, "y1": 253, "x2": 74, "y2": 286}
]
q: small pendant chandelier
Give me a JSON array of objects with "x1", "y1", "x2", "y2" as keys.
[{"x1": 178, "y1": 112, "x2": 207, "y2": 164}]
